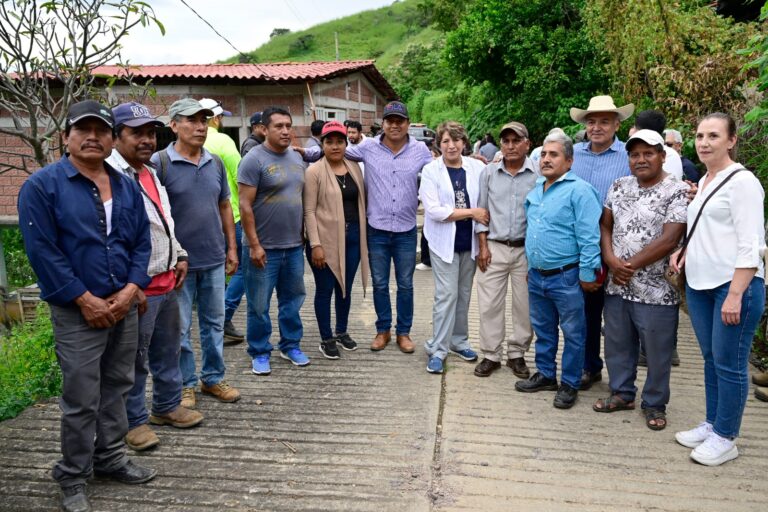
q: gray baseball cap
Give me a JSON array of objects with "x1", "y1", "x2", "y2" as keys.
[{"x1": 169, "y1": 98, "x2": 214, "y2": 119}]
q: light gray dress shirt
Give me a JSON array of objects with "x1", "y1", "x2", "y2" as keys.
[{"x1": 476, "y1": 157, "x2": 539, "y2": 241}]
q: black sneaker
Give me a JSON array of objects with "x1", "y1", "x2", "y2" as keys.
[
  {"x1": 336, "y1": 333, "x2": 358, "y2": 351},
  {"x1": 580, "y1": 370, "x2": 602, "y2": 390},
  {"x1": 514, "y1": 372, "x2": 558, "y2": 393},
  {"x1": 553, "y1": 383, "x2": 578, "y2": 409},
  {"x1": 319, "y1": 338, "x2": 341, "y2": 359},
  {"x1": 61, "y1": 484, "x2": 91, "y2": 512},
  {"x1": 224, "y1": 320, "x2": 244, "y2": 344}
]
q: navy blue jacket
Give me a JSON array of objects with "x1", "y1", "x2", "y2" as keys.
[{"x1": 18, "y1": 155, "x2": 151, "y2": 307}]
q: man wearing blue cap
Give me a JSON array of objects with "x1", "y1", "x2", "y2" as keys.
[
  {"x1": 19, "y1": 100, "x2": 155, "y2": 512},
  {"x1": 107, "y1": 102, "x2": 204, "y2": 453},
  {"x1": 241, "y1": 111, "x2": 265, "y2": 156}
]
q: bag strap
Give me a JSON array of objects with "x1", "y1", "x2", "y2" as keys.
[
  {"x1": 677, "y1": 168, "x2": 745, "y2": 262},
  {"x1": 157, "y1": 148, "x2": 170, "y2": 184}
]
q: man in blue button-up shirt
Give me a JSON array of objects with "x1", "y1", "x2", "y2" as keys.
[
  {"x1": 18, "y1": 100, "x2": 154, "y2": 511},
  {"x1": 515, "y1": 132, "x2": 601, "y2": 410}
]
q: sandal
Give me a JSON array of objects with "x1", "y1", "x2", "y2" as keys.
[
  {"x1": 644, "y1": 408, "x2": 667, "y2": 431},
  {"x1": 592, "y1": 394, "x2": 635, "y2": 413}
]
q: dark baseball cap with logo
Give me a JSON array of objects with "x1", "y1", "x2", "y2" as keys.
[
  {"x1": 382, "y1": 101, "x2": 409, "y2": 120},
  {"x1": 112, "y1": 102, "x2": 164, "y2": 129},
  {"x1": 66, "y1": 100, "x2": 114, "y2": 129},
  {"x1": 249, "y1": 112, "x2": 263, "y2": 126}
]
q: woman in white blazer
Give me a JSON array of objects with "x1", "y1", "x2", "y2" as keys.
[{"x1": 419, "y1": 121, "x2": 489, "y2": 374}]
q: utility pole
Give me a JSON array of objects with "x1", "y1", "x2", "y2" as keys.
[{"x1": 335, "y1": 31, "x2": 340, "y2": 61}]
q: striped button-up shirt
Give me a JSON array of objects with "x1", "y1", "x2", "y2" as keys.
[
  {"x1": 305, "y1": 135, "x2": 432, "y2": 232},
  {"x1": 570, "y1": 137, "x2": 629, "y2": 204},
  {"x1": 525, "y1": 172, "x2": 602, "y2": 282},
  {"x1": 475, "y1": 157, "x2": 539, "y2": 241}
]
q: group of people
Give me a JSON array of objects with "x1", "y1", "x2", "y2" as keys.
[{"x1": 15, "y1": 90, "x2": 766, "y2": 511}]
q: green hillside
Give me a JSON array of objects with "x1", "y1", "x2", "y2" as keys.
[{"x1": 229, "y1": 0, "x2": 436, "y2": 73}]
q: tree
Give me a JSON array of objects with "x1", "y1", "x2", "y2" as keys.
[
  {"x1": 0, "y1": 0, "x2": 164, "y2": 174},
  {"x1": 270, "y1": 28, "x2": 291, "y2": 38}
]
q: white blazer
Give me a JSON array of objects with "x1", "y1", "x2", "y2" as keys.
[{"x1": 419, "y1": 156, "x2": 485, "y2": 264}]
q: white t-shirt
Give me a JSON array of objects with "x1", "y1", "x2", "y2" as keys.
[
  {"x1": 104, "y1": 199, "x2": 113, "y2": 236},
  {"x1": 686, "y1": 163, "x2": 765, "y2": 290},
  {"x1": 663, "y1": 146, "x2": 684, "y2": 180}
]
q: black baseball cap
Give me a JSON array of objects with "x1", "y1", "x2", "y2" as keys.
[
  {"x1": 66, "y1": 100, "x2": 114, "y2": 129},
  {"x1": 382, "y1": 101, "x2": 409, "y2": 120}
]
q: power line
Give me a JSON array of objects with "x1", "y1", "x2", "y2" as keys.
[{"x1": 177, "y1": 0, "x2": 252, "y2": 63}]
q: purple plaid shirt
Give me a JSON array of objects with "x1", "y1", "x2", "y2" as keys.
[{"x1": 305, "y1": 135, "x2": 432, "y2": 232}]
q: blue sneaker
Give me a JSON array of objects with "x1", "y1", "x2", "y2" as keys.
[
  {"x1": 427, "y1": 356, "x2": 444, "y2": 374},
  {"x1": 252, "y1": 355, "x2": 271, "y2": 375},
  {"x1": 280, "y1": 348, "x2": 310, "y2": 367},
  {"x1": 450, "y1": 348, "x2": 478, "y2": 362}
]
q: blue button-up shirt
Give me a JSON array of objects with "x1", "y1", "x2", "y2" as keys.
[
  {"x1": 524, "y1": 172, "x2": 602, "y2": 282},
  {"x1": 18, "y1": 155, "x2": 151, "y2": 307},
  {"x1": 570, "y1": 137, "x2": 630, "y2": 204},
  {"x1": 305, "y1": 135, "x2": 433, "y2": 232}
]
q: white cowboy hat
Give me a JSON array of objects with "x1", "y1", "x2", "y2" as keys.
[{"x1": 570, "y1": 95, "x2": 635, "y2": 124}]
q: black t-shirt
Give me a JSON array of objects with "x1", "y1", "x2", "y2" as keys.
[
  {"x1": 335, "y1": 172, "x2": 359, "y2": 223},
  {"x1": 447, "y1": 166, "x2": 472, "y2": 253}
]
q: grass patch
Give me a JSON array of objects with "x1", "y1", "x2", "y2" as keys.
[
  {"x1": 0, "y1": 303, "x2": 60, "y2": 421},
  {"x1": 2, "y1": 227, "x2": 36, "y2": 290}
]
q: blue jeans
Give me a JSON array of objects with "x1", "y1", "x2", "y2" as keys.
[
  {"x1": 686, "y1": 277, "x2": 765, "y2": 439},
  {"x1": 367, "y1": 224, "x2": 417, "y2": 334},
  {"x1": 243, "y1": 245, "x2": 305, "y2": 358},
  {"x1": 583, "y1": 284, "x2": 605, "y2": 374},
  {"x1": 178, "y1": 264, "x2": 227, "y2": 388},
  {"x1": 224, "y1": 221, "x2": 245, "y2": 322},
  {"x1": 528, "y1": 267, "x2": 587, "y2": 389},
  {"x1": 307, "y1": 222, "x2": 361, "y2": 340},
  {"x1": 126, "y1": 291, "x2": 182, "y2": 429}
]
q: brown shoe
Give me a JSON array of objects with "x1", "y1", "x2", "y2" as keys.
[
  {"x1": 150, "y1": 406, "x2": 204, "y2": 428},
  {"x1": 506, "y1": 357, "x2": 530, "y2": 378},
  {"x1": 396, "y1": 334, "x2": 415, "y2": 353},
  {"x1": 756, "y1": 385, "x2": 768, "y2": 402},
  {"x1": 753, "y1": 371, "x2": 768, "y2": 387},
  {"x1": 180, "y1": 387, "x2": 196, "y2": 409},
  {"x1": 474, "y1": 358, "x2": 501, "y2": 377},
  {"x1": 200, "y1": 380, "x2": 241, "y2": 403},
  {"x1": 124, "y1": 424, "x2": 159, "y2": 451},
  {"x1": 371, "y1": 331, "x2": 391, "y2": 351}
]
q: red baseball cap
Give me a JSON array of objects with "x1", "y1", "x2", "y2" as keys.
[{"x1": 321, "y1": 120, "x2": 347, "y2": 139}]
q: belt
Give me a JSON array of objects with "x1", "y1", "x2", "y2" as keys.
[
  {"x1": 490, "y1": 238, "x2": 525, "y2": 248},
  {"x1": 535, "y1": 262, "x2": 579, "y2": 277}
]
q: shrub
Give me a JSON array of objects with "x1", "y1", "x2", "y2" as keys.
[
  {"x1": 1, "y1": 227, "x2": 36, "y2": 290},
  {"x1": 0, "y1": 304, "x2": 60, "y2": 421}
]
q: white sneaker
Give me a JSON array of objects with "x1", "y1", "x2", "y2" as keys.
[
  {"x1": 675, "y1": 422, "x2": 713, "y2": 448},
  {"x1": 415, "y1": 263, "x2": 431, "y2": 271},
  {"x1": 690, "y1": 432, "x2": 738, "y2": 466}
]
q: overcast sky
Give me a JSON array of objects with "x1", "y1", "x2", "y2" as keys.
[{"x1": 118, "y1": 0, "x2": 396, "y2": 65}]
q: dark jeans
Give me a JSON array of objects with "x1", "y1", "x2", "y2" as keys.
[
  {"x1": 224, "y1": 221, "x2": 245, "y2": 322},
  {"x1": 307, "y1": 222, "x2": 361, "y2": 340},
  {"x1": 420, "y1": 231, "x2": 431, "y2": 266},
  {"x1": 367, "y1": 224, "x2": 417, "y2": 335},
  {"x1": 50, "y1": 304, "x2": 138, "y2": 488},
  {"x1": 125, "y1": 291, "x2": 182, "y2": 429},
  {"x1": 603, "y1": 295, "x2": 678, "y2": 410},
  {"x1": 583, "y1": 284, "x2": 605, "y2": 374},
  {"x1": 686, "y1": 278, "x2": 765, "y2": 438}
]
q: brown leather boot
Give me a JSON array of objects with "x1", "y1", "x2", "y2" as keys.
[
  {"x1": 124, "y1": 424, "x2": 159, "y2": 451},
  {"x1": 200, "y1": 380, "x2": 241, "y2": 403},
  {"x1": 371, "y1": 331, "x2": 391, "y2": 351},
  {"x1": 149, "y1": 406, "x2": 204, "y2": 428},
  {"x1": 753, "y1": 371, "x2": 768, "y2": 387},
  {"x1": 396, "y1": 334, "x2": 415, "y2": 354}
]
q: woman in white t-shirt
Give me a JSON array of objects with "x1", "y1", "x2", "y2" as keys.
[{"x1": 671, "y1": 112, "x2": 766, "y2": 466}]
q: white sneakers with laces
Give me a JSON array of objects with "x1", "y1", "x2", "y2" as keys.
[
  {"x1": 676, "y1": 422, "x2": 738, "y2": 466},
  {"x1": 675, "y1": 421, "x2": 712, "y2": 448}
]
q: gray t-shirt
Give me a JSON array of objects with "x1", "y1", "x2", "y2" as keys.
[
  {"x1": 238, "y1": 144, "x2": 306, "y2": 249},
  {"x1": 150, "y1": 143, "x2": 230, "y2": 271}
]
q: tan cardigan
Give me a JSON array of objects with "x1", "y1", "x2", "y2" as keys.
[{"x1": 303, "y1": 157, "x2": 368, "y2": 297}]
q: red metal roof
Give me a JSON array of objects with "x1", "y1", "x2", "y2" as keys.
[{"x1": 94, "y1": 60, "x2": 376, "y2": 80}]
